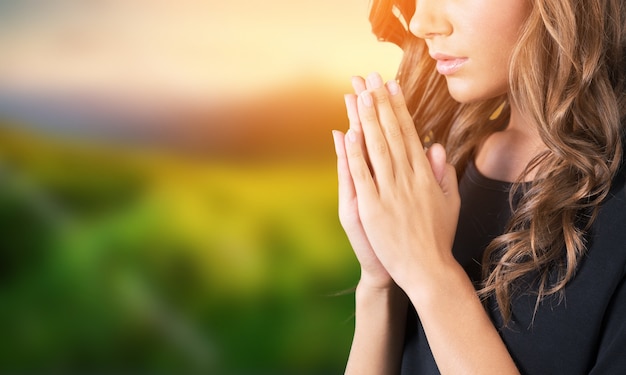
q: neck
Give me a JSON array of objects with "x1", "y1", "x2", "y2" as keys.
[
  {"x1": 474, "y1": 101, "x2": 547, "y2": 182},
  {"x1": 506, "y1": 102, "x2": 544, "y2": 145}
]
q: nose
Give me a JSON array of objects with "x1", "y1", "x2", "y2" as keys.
[{"x1": 409, "y1": 0, "x2": 452, "y2": 39}]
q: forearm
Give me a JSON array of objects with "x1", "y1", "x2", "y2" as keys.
[
  {"x1": 406, "y1": 261, "x2": 519, "y2": 375},
  {"x1": 345, "y1": 280, "x2": 408, "y2": 375}
]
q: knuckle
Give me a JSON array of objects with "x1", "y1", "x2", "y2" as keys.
[
  {"x1": 370, "y1": 141, "x2": 388, "y2": 155},
  {"x1": 347, "y1": 146, "x2": 361, "y2": 158},
  {"x1": 385, "y1": 125, "x2": 403, "y2": 139},
  {"x1": 391, "y1": 98, "x2": 404, "y2": 111},
  {"x1": 400, "y1": 121, "x2": 416, "y2": 134},
  {"x1": 352, "y1": 164, "x2": 372, "y2": 181},
  {"x1": 361, "y1": 107, "x2": 378, "y2": 122},
  {"x1": 373, "y1": 91, "x2": 390, "y2": 105}
]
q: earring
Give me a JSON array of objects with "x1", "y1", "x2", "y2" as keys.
[
  {"x1": 422, "y1": 130, "x2": 434, "y2": 148},
  {"x1": 489, "y1": 101, "x2": 507, "y2": 120}
]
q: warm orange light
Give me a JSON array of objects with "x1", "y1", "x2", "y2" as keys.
[{"x1": 0, "y1": 0, "x2": 402, "y2": 103}]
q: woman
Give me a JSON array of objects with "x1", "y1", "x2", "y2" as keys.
[{"x1": 332, "y1": 0, "x2": 626, "y2": 373}]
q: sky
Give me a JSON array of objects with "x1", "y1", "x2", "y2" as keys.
[
  {"x1": 0, "y1": 0, "x2": 403, "y2": 104},
  {"x1": 0, "y1": 3, "x2": 405, "y2": 371}
]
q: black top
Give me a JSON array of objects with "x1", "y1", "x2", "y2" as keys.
[{"x1": 400, "y1": 161, "x2": 626, "y2": 374}]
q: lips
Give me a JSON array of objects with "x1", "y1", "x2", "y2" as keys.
[{"x1": 430, "y1": 53, "x2": 468, "y2": 75}]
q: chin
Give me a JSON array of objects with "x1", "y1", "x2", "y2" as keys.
[
  {"x1": 446, "y1": 80, "x2": 507, "y2": 104},
  {"x1": 447, "y1": 89, "x2": 482, "y2": 104}
]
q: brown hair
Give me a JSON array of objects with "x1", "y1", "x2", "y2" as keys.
[{"x1": 369, "y1": 0, "x2": 626, "y2": 321}]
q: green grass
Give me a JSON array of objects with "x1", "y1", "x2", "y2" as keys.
[{"x1": 0, "y1": 126, "x2": 359, "y2": 374}]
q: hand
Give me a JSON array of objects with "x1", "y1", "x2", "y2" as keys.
[
  {"x1": 333, "y1": 76, "x2": 394, "y2": 290},
  {"x1": 343, "y1": 72, "x2": 461, "y2": 292}
]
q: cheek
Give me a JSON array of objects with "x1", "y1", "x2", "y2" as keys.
[{"x1": 489, "y1": 12, "x2": 529, "y2": 61}]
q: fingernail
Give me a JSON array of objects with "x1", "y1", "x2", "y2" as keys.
[
  {"x1": 386, "y1": 80, "x2": 400, "y2": 95},
  {"x1": 360, "y1": 91, "x2": 373, "y2": 107},
  {"x1": 351, "y1": 76, "x2": 365, "y2": 92},
  {"x1": 367, "y1": 72, "x2": 383, "y2": 89}
]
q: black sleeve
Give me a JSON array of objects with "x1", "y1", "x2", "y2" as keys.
[{"x1": 589, "y1": 271, "x2": 626, "y2": 374}]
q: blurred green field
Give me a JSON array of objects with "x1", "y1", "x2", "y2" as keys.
[{"x1": 0, "y1": 125, "x2": 359, "y2": 374}]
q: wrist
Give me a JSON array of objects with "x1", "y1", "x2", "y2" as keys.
[
  {"x1": 404, "y1": 259, "x2": 477, "y2": 315},
  {"x1": 358, "y1": 270, "x2": 398, "y2": 292},
  {"x1": 354, "y1": 279, "x2": 408, "y2": 332},
  {"x1": 355, "y1": 277, "x2": 406, "y2": 306}
]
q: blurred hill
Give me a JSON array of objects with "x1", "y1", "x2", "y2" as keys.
[
  {"x1": 183, "y1": 82, "x2": 347, "y2": 161},
  {"x1": 0, "y1": 116, "x2": 356, "y2": 374},
  {"x1": 0, "y1": 80, "x2": 348, "y2": 162}
]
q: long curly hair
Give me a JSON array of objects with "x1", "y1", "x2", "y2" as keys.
[{"x1": 369, "y1": 0, "x2": 626, "y2": 322}]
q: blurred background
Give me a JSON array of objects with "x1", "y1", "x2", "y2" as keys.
[{"x1": 0, "y1": 0, "x2": 401, "y2": 373}]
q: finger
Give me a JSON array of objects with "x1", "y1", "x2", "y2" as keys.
[
  {"x1": 357, "y1": 90, "x2": 396, "y2": 185},
  {"x1": 345, "y1": 93, "x2": 363, "y2": 133},
  {"x1": 332, "y1": 130, "x2": 356, "y2": 199},
  {"x1": 384, "y1": 80, "x2": 426, "y2": 168},
  {"x1": 366, "y1": 72, "x2": 384, "y2": 91},
  {"x1": 345, "y1": 93, "x2": 372, "y2": 171},
  {"x1": 361, "y1": 73, "x2": 410, "y2": 170},
  {"x1": 344, "y1": 128, "x2": 378, "y2": 199},
  {"x1": 333, "y1": 130, "x2": 379, "y2": 254},
  {"x1": 333, "y1": 130, "x2": 363, "y2": 227},
  {"x1": 366, "y1": 72, "x2": 425, "y2": 175},
  {"x1": 351, "y1": 76, "x2": 367, "y2": 95}
]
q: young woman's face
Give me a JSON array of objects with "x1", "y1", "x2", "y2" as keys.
[{"x1": 409, "y1": 0, "x2": 532, "y2": 103}]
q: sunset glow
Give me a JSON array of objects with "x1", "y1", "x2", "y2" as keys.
[{"x1": 0, "y1": 0, "x2": 402, "y2": 102}]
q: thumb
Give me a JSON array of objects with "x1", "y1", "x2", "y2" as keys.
[
  {"x1": 426, "y1": 143, "x2": 447, "y2": 185},
  {"x1": 426, "y1": 143, "x2": 459, "y2": 198}
]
